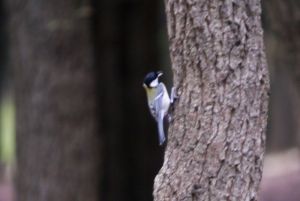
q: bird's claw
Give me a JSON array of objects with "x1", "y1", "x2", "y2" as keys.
[
  {"x1": 170, "y1": 87, "x2": 179, "y2": 104},
  {"x1": 168, "y1": 114, "x2": 172, "y2": 123}
]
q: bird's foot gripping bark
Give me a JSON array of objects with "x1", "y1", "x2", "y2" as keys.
[
  {"x1": 170, "y1": 87, "x2": 178, "y2": 104},
  {"x1": 168, "y1": 87, "x2": 179, "y2": 123},
  {"x1": 168, "y1": 114, "x2": 172, "y2": 123}
]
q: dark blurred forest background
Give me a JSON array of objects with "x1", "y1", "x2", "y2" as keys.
[{"x1": 0, "y1": 0, "x2": 299, "y2": 201}]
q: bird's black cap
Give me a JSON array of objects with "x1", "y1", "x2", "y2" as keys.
[{"x1": 143, "y1": 71, "x2": 162, "y2": 88}]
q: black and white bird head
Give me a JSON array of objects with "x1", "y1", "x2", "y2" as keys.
[{"x1": 143, "y1": 71, "x2": 163, "y2": 88}]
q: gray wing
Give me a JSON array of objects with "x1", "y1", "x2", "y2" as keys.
[
  {"x1": 157, "y1": 110, "x2": 166, "y2": 145},
  {"x1": 153, "y1": 84, "x2": 166, "y2": 145}
]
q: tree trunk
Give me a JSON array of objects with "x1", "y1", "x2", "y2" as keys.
[
  {"x1": 154, "y1": 0, "x2": 269, "y2": 200},
  {"x1": 6, "y1": 0, "x2": 100, "y2": 200}
]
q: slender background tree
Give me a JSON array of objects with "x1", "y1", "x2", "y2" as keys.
[
  {"x1": 6, "y1": 0, "x2": 101, "y2": 200},
  {"x1": 258, "y1": 1, "x2": 300, "y2": 200},
  {"x1": 262, "y1": 0, "x2": 300, "y2": 151}
]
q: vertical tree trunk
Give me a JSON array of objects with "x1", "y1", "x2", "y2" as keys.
[
  {"x1": 6, "y1": 0, "x2": 100, "y2": 200},
  {"x1": 0, "y1": 0, "x2": 7, "y2": 168},
  {"x1": 154, "y1": 0, "x2": 269, "y2": 200},
  {"x1": 0, "y1": 0, "x2": 7, "y2": 87}
]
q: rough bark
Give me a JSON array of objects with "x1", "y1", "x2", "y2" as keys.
[
  {"x1": 6, "y1": 0, "x2": 100, "y2": 200},
  {"x1": 154, "y1": 0, "x2": 269, "y2": 200},
  {"x1": 262, "y1": 0, "x2": 300, "y2": 151}
]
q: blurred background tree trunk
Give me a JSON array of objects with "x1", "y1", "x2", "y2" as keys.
[
  {"x1": 5, "y1": 0, "x2": 169, "y2": 200},
  {"x1": 95, "y1": 1, "x2": 166, "y2": 201},
  {"x1": 0, "y1": 0, "x2": 7, "y2": 178},
  {"x1": 154, "y1": 0, "x2": 269, "y2": 200},
  {"x1": 6, "y1": 0, "x2": 101, "y2": 200},
  {"x1": 262, "y1": 0, "x2": 300, "y2": 152},
  {"x1": 0, "y1": 0, "x2": 6, "y2": 90}
]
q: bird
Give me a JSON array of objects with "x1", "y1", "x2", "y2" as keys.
[{"x1": 143, "y1": 71, "x2": 177, "y2": 145}]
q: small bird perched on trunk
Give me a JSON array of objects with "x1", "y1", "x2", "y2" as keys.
[{"x1": 143, "y1": 71, "x2": 178, "y2": 145}]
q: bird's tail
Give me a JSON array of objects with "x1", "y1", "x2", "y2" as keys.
[{"x1": 158, "y1": 112, "x2": 165, "y2": 145}]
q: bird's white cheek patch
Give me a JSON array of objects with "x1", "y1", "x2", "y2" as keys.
[{"x1": 150, "y1": 78, "x2": 159, "y2": 87}]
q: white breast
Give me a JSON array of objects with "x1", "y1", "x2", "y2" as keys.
[{"x1": 160, "y1": 84, "x2": 170, "y2": 115}]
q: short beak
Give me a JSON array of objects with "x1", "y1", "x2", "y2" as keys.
[
  {"x1": 143, "y1": 83, "x2": 146, "y2": 88},
  {"x1": 157, "y1": 71, "x2": 163, "y2": 77}
]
